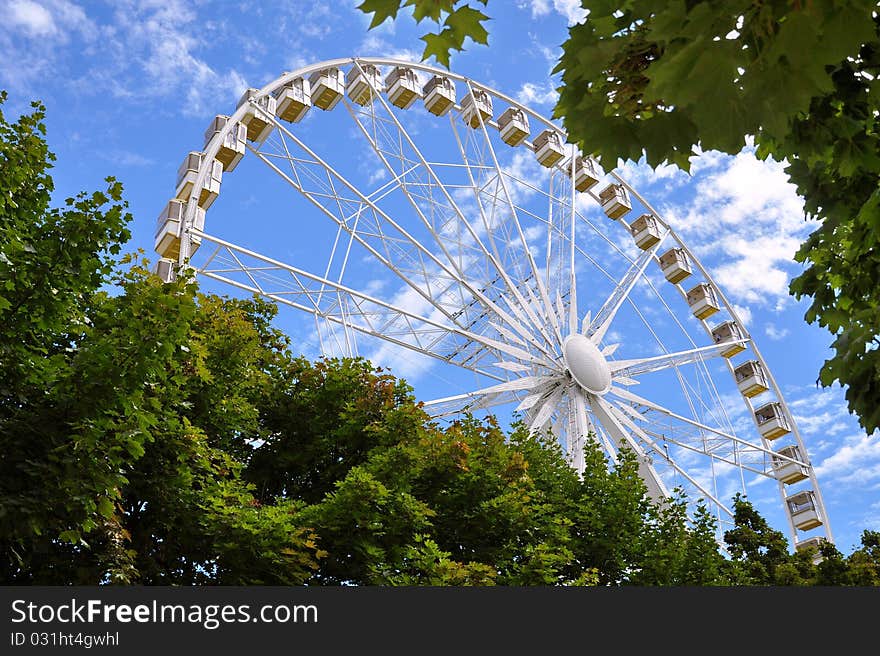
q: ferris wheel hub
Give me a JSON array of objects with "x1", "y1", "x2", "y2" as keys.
[{"x1": 562, "y1": 334, "x2": 612, "y2": 395}]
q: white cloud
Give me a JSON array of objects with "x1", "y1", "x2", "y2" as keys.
[
  {"x1": 0, "y1": 1, "x2": 251, "y2": 116},
  {"x1": 359, "y1": 32, "x2": 421, "y2": 67},
  {"x1": 516, "y1": 81, "x2": 558, "y2": 107},
  {"x1": 617, "y1": 156, "x2": 691, "y2": 199},
  {"x1": 104, "y1": 149, "x2": 155, "y2": 167},
  {"x1": 502, "y1": 148, "x2": 550, "y2": 206},
  {"x1": 666, "y1": 149, "x2": 809, "y2": 309},
  {"x1": 787, "y1": 386, "x2": 857, "y2": 446},
  {"x1": 710, "y1": 236, "x2": 799, "y2": 303},
  {"x1": 6, "y1": 0, "x2": 56, "y2": 36},
  {"x1": 0, "y1": 0, "x2": 97, "y2": 94},
  {"x1": 731, "y1": 303, "x2": 751, "y2": 326},
  {"x1": 765, "y1": 323, "x2": 789, "y2": 340},
  {"x1": 815, "y1": 434, "x2": 880, "y2": 487},
  {"x1": 518, "y1": 0, "x2": 587, "y2": 25},
  {"x1": 99, "y1": 1, "x2": 247, "y2": 116}
]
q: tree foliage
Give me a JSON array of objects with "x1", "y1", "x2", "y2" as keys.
[
  {"x1": 0, "y1": 95, "x2": 322, "y2": 584},
  {"x1": 358, "y1": 1, "x2": 880, "y2": 435}
]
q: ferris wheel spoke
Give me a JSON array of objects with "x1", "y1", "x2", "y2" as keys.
[
  {"x1": 192, "y1": 230, "x2": 564, "y2": 373},
  {"x1": 638, "y1": 422, "x2": 772, "y2": 478},
  {"x1": 246, "y1": 143, "x2": 453, "y2": 308},
  {"x1": 198, "y1": 265, "x2": 504, "y2": 378},
  {"x1": 524, "y1": 385, "x2": 565, "y2": 434},
  {"x1": 631, "y1": 409, "x2": 778, "y2": 473},
  {"x1": 461, "y1": 80, "x2": 565, "y2": 344},
  {"x1": 598, "y1": 398, "x2": 735, "y2": 516},
  {"x1": 564, "y1": 387, "x2": 591, "y2": 471},
  {"x1": 610, "y1": 341, "x2": 749, "y2": 378},
  {"x1": 248, "y1": 124, "x2": 563, "y2": 369},
  {"x1": 254, "y1": 116, "x2": 501, "y2": 318},
  {"x1": 586, "y1": 231, "x2": 669, "y2": 344},
  {"x1": 515, "y1": 383, "x2": 559, "y2": 412},
  {"x1": 587, "y1": 416, "x2": 622, "y2": 466},
  {"x1": 339, "y1": 90, "x2": 560, "y2": 363},
  {"x1": 342, "y1": 96, "x2": 489, "y2": 280},
  {"x1": 607, "y1": 384, "x2": 772, "y2": 458},
  {"x1": 588, "y1": 395, "x2": 670, "y2": 503},
  {"x1": 447, "y1": 109, "x2": 560, "y2": 352},
  {"x1": 422, "y1": 388, "x2": 530, "y2": 417}
]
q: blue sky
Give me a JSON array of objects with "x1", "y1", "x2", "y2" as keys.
[{"x1": 1, "y1": 0, "x2": 878, "y2": 556}]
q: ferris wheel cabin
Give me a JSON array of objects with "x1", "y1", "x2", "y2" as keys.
[
  {"x1": 629, "y1": 213, "x2": 662, "y2": 250},
  {"x1": 532, "y1": 129, "x2": 565, "y2": 168},
  {"x1": 175, "y1": 151, "x2": 222, "y2": 211},
  {"x1": 597, "y1": 183, "x2": 631, "y2": 219},
  {"x1": 154, "y1": 198, "x2": 205, "y2": 261},
  {"x1": 710, "y1": 320, "x2": 746, "y2": 358},
  {"x1": 204, "y1": 116, "x2": 246, "y2": 172},
  {"x1": 385, "y1": 66, "x2": 423, "y2": 109},
  {"x1": 422, "y1": 75, "x2": 456, "y2": 116},
  {"x1": 572, "y1": 155, "x2": 600, "y2": 192},
  {"x1": 785, "y1": 490, "x2": 824, "y2": 531},
  {"x1": 461, "y1": 88, "x2": 493, "y2": 128},
  {"x1": 154, "y1": 257, "x2": 176, "y2": 284},
  {"x1": 275, "y1": 76, "x2": 312, "y2": 123},
  {"x1": 237, "y1": 88, "x2": 277, "y2": 143},
  {"x1": 685, "y1": 282, "x2": 720, "y2": 320},
  {"x1": 772, "y1": 445, "x2": 810, "y2": 485},
  {"x1": 658, "y1": 247, "x2": 692, "y2": 284},
  {"x1": 308, "y1": 68, "x2": 345, "y2": 110},
  {"x1": 795, "y1": 536, "x2": 828, "y2": 564},
  {"x1": 347, "y1": 63, "x2": 384, "y2": 106},
  {"x1": 497, "y1": 106, "x2": 530, "y2": 146},
  {"x1": 754, "y1": 401, "x2": 791, "y2": 440},
  {"x1": 733, "y1": 359, "x2": 770, "y2": 397}
]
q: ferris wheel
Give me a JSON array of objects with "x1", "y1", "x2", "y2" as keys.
[{"x1": 153, "y1": 56, "x2": 832, "y2": 552}]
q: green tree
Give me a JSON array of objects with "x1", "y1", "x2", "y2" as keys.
[
  {"x1": 846, "y1": 530, "x2": 880, "y2": 585},
  {"x1": 722, "y1": 494, "x2": 796, "y2": 585},
  {"x1": 0, "y1": 95, "x2": 321, "y2": 584},
  {"x1": 359, "y1": 1, "x2": 880, "y2": 435}
]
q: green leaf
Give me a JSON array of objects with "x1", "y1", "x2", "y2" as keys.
[
  {"x1": 97, "y1": 497, "x2": 115, "y2": 518},
  {"x1": 58, "y1": 530, "x2": 81, "y2": 544},
  {"x1": 444, "y1": 5, "x2": 490, "y2": 46},
  {"x1": 420, "y1": 29, "x2": 459, "y2": 67},
  {"x1": 357, "y1": 0, "x2": 403, "y2": 29},
  {"x1": 405, "y1": 0, "x2": 456, "y2": 23}
]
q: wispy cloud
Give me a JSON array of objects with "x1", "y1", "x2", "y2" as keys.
[
  {"x1": 815, "y1": 434, "x2": 880, "y2": 487},
  {"x1": 765, "y1": 322, "x2": 789, "y2": 340},
  {"x1": 359, "y1": 33, "x2": 422, "y2": 68},
  {"x1": 0, "y1": 0, "x2": 97, "y2": 97},
  {"x1": 660, "y1": 149, "x2": 809, "y2": 309},
  {"x1": 102, "y1": 149, "x2": 155, "y2": 167},
  {"x1": 516, "y1": 81, "x2": 558, "y2": 107},
  {"x1": 7, "y1": 0, "x2": 57, "y2": 36},
  {"x1": 516, "y1": 0, "x2": 587, "y2": 25},
  {"x1": 0, "y1": 1, "x2": 251, "y2": 117}
]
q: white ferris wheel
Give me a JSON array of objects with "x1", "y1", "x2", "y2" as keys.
[{"x1": 153, "y1": 56, "x2": 832, "y2": 552}]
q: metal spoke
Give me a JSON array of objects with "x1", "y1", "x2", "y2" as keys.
[
  {"x1": 587, "y1": 231, "x2": 669, "y2": 344},
  {"x1": 610, "y1": 341, "x2": 749, "y2": 378}
]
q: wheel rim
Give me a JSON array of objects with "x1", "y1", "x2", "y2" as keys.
[{"x1": 160, "y1": 56, "x2": 833, "y2": 550}]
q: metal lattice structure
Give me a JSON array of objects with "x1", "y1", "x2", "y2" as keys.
[{"x1": 154, "y1": 57, "x2": 833, "y2": 552}]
